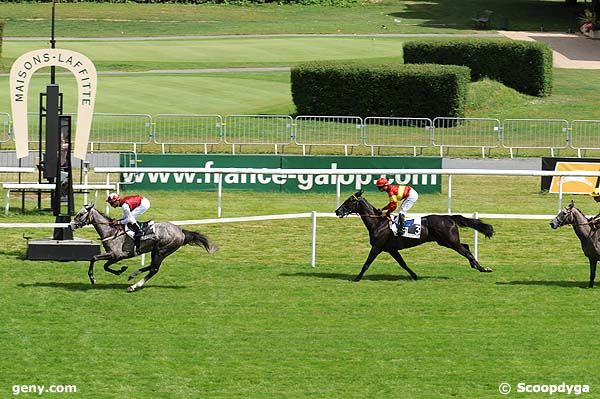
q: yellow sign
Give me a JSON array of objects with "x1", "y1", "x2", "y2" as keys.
[
  {"x1": 549, "y1": 161, "x2": 600, "y2": 194},
  {"x1": 9, "y1": 49, "x2": 97, "y2": 160}
]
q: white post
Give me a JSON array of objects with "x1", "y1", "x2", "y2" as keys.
[
  {"x1": 336, "y1": 177, "x2": 341, "y2": 208},
  {"x1": 558, "y1": 176, "x2": 563, "y2": 213},
  {"x1": 105, "y1": 173, "x2": 111, "y2": 215},
  {"x1": 447, "y1": 175, "x2": 452, "y2": 214},
  {"x1": 311, "y1": 211, "x2": 317, "y2": 267},
  {"x1": 83, "y1": 162, "x2": 89, "y2": 205},
  {"x1": 473, "y1": 211, "x2": 479, "y2": 260},
  {"x1": 217, "y1": 173, "x2": 223, "y2": 218},
  {"x1": 141, "y1": 253, "x2": 145, "y2": 266}
]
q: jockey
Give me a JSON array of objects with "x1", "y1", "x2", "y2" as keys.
[
  {"x1": 106, "y1": 192, "x2": 151, "y2": 253},
  {"x1": 375, "y1": 176, "x2": 419, "y2": 236}
]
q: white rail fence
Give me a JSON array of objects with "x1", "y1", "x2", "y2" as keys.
[
  {"x1": 95, "y1": 167, "x2": 600, "y2": 216},
  {"x1": 4, "y1": 167, "x2": 600, "y2": 266},
  {"x1": 0, "y1": 211, "x2": 558, "y2": 268},
  {"x1": 3, "y1": 113, "x2": 600, "y2": 157}
]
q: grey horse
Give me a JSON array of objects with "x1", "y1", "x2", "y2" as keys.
[
  {"x1": 69, "y1": 204, "x2": 218, "y2": 292},
  {"x1": 550, "y1": 200, "x2": 600, "y2": 288}
]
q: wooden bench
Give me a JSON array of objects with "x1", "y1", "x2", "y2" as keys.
[
  {"x1": 3, "y1": 183, "x2": 116, "y2": 215},
  {"x1": 472, "y1": 9, "x2": 493, "y2": 29}
]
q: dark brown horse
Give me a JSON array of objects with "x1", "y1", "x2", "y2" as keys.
[
  {"x1": 550, "y1": 200, "x2": 600, "y2": 288},
  {"x1": 335, "y1": 190, "x2": 494, "y2": 281}
]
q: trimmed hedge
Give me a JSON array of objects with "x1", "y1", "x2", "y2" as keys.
[
  {"x1": 403, "y1": 39, "x2": 553, "y2": 97},
  {"x1": 291, "y1": 62, "x2": 471, "y2": 119}
]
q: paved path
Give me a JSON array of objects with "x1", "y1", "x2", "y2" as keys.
[{"x1": 500, "y1": 31, "x2": 600, "y2": 69}]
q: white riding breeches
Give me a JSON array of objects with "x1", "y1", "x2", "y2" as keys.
[
  {"x1": 122, "y1": 197, "x2": 150, "y2": 224},
  {"x1": 399, "y1": 189, "x2": 418, "y2": 215}
]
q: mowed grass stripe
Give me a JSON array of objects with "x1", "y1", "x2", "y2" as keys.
[{"x1": 2, "y1": 37, "x2": 408, "y2": 70}]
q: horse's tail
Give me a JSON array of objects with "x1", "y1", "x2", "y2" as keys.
[
  {"x1": 182, "y1": 230, "x2": 219, "y2": 254},
  {"x1": 450, "y1": 215, "x2": 494, "y2": 238}
]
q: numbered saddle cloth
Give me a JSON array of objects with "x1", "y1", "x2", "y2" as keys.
[{"x1": 389, "y1": 216, "x2": 422, "y2": 239}]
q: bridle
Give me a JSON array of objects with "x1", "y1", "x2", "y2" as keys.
[
  {"x1": 338, "y1": 194, "x2": 385, "y2": 219},
  {"x1": 71, "y1": 206, "x2": 94, "y2": 229},
  {"x1": 555, "y1": 206, "x2": 595, "y2": 227}
]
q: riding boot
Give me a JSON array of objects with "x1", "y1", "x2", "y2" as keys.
[
  {"x1": 397, "y1": 214, "x2": 405, "y2": 235},
  {"x1": 128, "y1": 223, "x2": 142, "y2": 254}
]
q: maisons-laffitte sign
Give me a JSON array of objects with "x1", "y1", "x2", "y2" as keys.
[{"x1": 9, "y1": 48, "x2": 97, "y2": 160}]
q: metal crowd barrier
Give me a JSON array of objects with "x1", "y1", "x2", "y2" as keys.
[
  {"x1": 4, "y1": 112, "x2": 600, "y2": 157},
  {"x1": 294, "y1": 115, "x2": 363, "y2": 156},
  {"x1": 224, "y1": 115, "x2": 293, "y2": 154},
  {"x1": 154, "y1": 114, "x2": 222, "y2": 154}
]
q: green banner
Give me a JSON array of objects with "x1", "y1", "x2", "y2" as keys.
[{"x1": 121, "y1": 154, "x2": 442, "y2": 193}]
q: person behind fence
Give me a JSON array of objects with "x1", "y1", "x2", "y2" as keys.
[
  {"x1": 375, "y1": 177, "x2": 419, "y2": 236},
  {"x1": 106, "y1": 192, "x2": 150, "y2": 253}
]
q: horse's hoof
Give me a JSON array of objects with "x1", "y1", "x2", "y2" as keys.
[
  {"x1": 88, "y1": 276, "x2": 96, "y2": 285},
  {"x1": 353, "y1": 278, "x2": 362, "y2": 282},
  {"x1": 127, "y1": 286, "x2": 136, "y2": 292},
  {"x1": 119, "y1": 266, "x2": 128, "y2": 273}
]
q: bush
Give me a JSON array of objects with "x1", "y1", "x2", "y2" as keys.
[
  {"x1": 291, "y1": 62, "x2": 471, "y2": 119},
  {"x1": 403, "y1": 39, "x2": 553, "y2": 97}
]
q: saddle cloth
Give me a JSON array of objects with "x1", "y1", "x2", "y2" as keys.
[
  {"x1": 124, "y1": 221, "x2": 155, "y2": 240},
  {"x1": 389, "y1": 216, "x2": 422, "y2": 239}
]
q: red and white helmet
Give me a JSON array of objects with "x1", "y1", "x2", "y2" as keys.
[
  {"x1": 106, "y1": 192, "x2": 120, "y2": 204},
  {"x1": 375, "y1": 177, "x2": 389, "y2": 187}
]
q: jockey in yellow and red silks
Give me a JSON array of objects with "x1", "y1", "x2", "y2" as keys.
[{"x1": 375, "y1": 177, "x2": 419, "y2": 236}]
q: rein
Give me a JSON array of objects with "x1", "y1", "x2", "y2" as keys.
[{"x1": 345, "y1": 195, "x2": 386, "y2": 219}]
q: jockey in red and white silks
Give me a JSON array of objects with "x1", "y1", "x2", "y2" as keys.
[
  {"x1": 107, "y1": 193, "x2": 150, "y2": 225},
  {"x1": 106, "y1": 192, "x2": 150, "y2": 253}
]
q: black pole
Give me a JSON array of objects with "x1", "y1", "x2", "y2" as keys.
[{"x1": 50, "y1": 0, "x2": 56, "y2": 84}]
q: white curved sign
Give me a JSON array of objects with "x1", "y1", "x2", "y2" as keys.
[{"x1": 10, "y1": 49, "x2": 97, "y2": 160}]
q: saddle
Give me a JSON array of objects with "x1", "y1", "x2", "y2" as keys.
[{"x1": 124, "y1": 221, "x2": 155, "y2": 241}]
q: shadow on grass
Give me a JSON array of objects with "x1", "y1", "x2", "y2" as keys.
[
  {"x1": 18, "y1": 282, "x2": 188, "y2": 291},
  {"x1": 280, "y1": 272, "x2": 450, "y2": 282},
  {"x1": 496, "y1": 280, "x2": 588, "y2": 288}
]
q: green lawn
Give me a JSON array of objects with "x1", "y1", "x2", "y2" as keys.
[
  {"x1": 1, "y1": 2, "x2": 600, "y2": 396},
  {"x1": 0, "y1": 0, "x2": 587, "y2": 37},
  {"x1": 0, "y1": 181, "x2": 599, "y2": 398}
]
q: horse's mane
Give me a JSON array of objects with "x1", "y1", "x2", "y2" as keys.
[
  {"x1": 87, "y1": 205, "x2": 117, "y2": 222},
  {"x1": 358, "y1": 195, "x2": 382, "y2": 216}
]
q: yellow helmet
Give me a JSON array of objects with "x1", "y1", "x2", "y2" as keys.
[{"x1": 590, "y1": 188, "x2": 600, "y2": 197}]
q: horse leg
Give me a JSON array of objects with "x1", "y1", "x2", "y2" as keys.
[
  {"x1": 128, "y1": 266, "x2": 151, "y2": 281},
  {"x1": 439, "y1": 241, "x2": 493, "y2": 273},
  {"x1": 388, "y1": 250, "x2": 418, "y2": 280},
  {"x1": 128, "y1": 246, "x2": 175, "y2": 292},
  {"x1": 87, "y1": 252, "x2": 115, "y2": 284},
  {"x1": 588, "y1": 259, "x2": 597, "y2": 288},
  {"x1": 102, "y1": 259, "x2": 128, "y2": 276},
  {"x1": 87, "y1": 259, "x2": 96, "y2": 285},
  {"x1": 354, "y1": 247, "x2": 382, "y2": 282}
]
